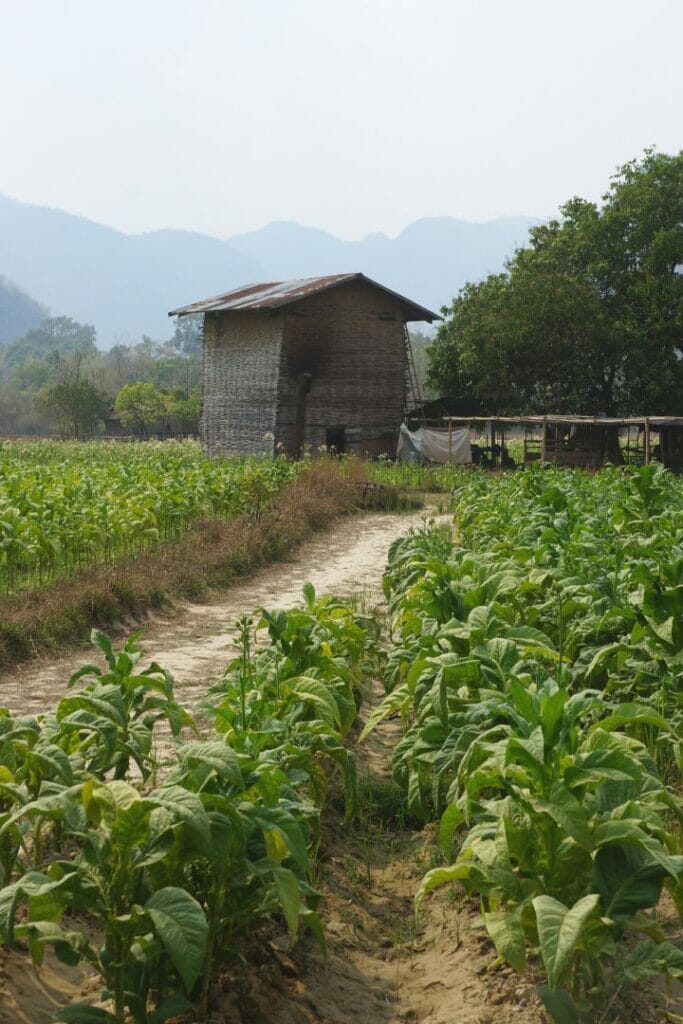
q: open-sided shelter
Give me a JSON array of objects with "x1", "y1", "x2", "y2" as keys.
[
  {"x1": 440, "y1": 415, "x2": 683, "y2": 471},
  {"x1": 169, "y1": 273, "x2": 439, "y2": 458}
]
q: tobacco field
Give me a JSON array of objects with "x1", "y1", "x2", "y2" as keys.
[
  {"x1": 0, "y1": 441, "x2": 296, "y2": 592},
  {"x1": 367, "y1": 463, "x2": 683, "y2": 1020},
  {"x1": 0, "y1": 461, "x2": 681, "y2": 1022}
]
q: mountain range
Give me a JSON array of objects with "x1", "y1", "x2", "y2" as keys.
[{"x1": 0, "y1": 193, "x2": 538, "y2": 348}]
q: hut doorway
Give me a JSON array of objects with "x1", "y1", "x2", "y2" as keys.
[{"x1": 326, "y1": 426, "x2": 346, "y2": 453}]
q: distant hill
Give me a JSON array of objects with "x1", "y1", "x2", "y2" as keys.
[
  {"x1": 0, "y1": 194, "x2": 538, "y2": 348},
  {"x1": 0, "y1": 275, "x2": 46, "y2": 345}
]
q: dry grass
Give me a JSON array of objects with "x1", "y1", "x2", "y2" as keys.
[{"x1": 0, "y1": 459, "x2": 378, "y2": 671}]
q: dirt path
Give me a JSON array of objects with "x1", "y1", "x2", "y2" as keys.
[{"x1": 0, "y1": 506, "x2": 437, "y2": 716}]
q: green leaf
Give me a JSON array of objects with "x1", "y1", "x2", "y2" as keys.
[
  {"x1": 439, "y1": 803, "x2": 464, "y2": 858},
  {"x1": 90, "y1": 628, "x2": 116, "y2": 667},
  {"x1": 407, "y1": 766, "x2": 425, "y2": 819},
  {"x1": 55, "y1": 1006, "x2": 117, "y2": 1024},
  {"x1": 484, "y1": 907, "x2": 526, "y2": 972},
  {"x1": 592, "y1": 844, "x2": 666, "y2": 918},
  {"x1": 247, "y1": 806, "x2": 310, "y2": 876},
  {"x1": 84, "y1": 780, "x2": 140, "y2": 825},
  {"x1": 18, "y1": 920, "x2": 94, "y2": 969},
  {"x1": 623, "y1": 941, "x2": 683, "y2": 983},
  {"x1": 145, "y1": 886, "x2": 208, "y2": 992},
  {"x1": 271, "y1": 866, "x2": 302, "y2": 941},
  {"x1": 508, "y1": 725, "x2": 545, "y2": 768},
  {"x1": 152, "y1": 785, "x2": 211, "y2": 847},
  {"x1": 534, "y1": 782, "x2": 591, "y2": 848},
  {"x1": 358, "y1": 683, "x2": 409, "y2": 742},
  {"x1": 176, "y1": 740, "x2": 243, "y2": 787},
  {"x1": 532, "y1": 893, "x2": 600, "y2": 990},
  {"x1": 648, "y1": 615, "x2": 674, "y2": 645},
  {"x1": 535, "y1": 984, "x2": 579, "y2": 1024},
  {"x1": 150, "y1": 995, "x2": 193, "y2": 1024},
  {"x1": 595, "y1": 702, "x2": 669, "y2": 734},
  {"x1": 285, "y1": 677, "x2": 341, "y2": 729},
  {"x1": 415, "y1": 862, "x2": 480, "y2": 916},
  {"x1": 299, "y1": 907, "x2": 327, "y2": 955},
  {"x1": 592, "y1": 821, "x2": 678, "y2": 876},
  {"x1": 110, "y1": 799, "x2": 154, "y2": 852}
]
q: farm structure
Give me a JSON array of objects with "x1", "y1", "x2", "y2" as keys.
[
  {"x1": 439, "y1": 415, "x2": 683, "y2": 471},
  {"x1": 169, "y1": 274, "x2": 440, "y2": 458}
]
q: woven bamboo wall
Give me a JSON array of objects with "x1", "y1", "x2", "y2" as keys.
[
  {"x1": 275, "y1": 281, "x2": 406, "y2": 454},
  {"x1": 201, "y1": 311, "x2": 283, "y2": 456}
]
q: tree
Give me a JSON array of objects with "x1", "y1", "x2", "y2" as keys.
[
  {"x1": 40, "y1": 380, "x2": 109, "y2": 437},
  {"x1": 166, "y1": 389, "x2": 202, "y2": 435},
  {"x1": 114, "y1": 382, "x2": 168, "y2": 437},
  {"x1": 2, "y1": 317, "x2": 97, "y2": 370},
  {"x1": 169, "y1": 314, "x2": 202, "y2": 357},
  {"x1": 428, "y1": 150, "x2": 683, "y2": 415}
]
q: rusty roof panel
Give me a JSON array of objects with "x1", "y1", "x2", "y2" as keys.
[{"x1": 168, "y1": 273, "x2": 441, "y2": 322}]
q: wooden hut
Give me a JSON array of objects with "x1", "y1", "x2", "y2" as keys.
[{"x1": 169, "y1": 274, "x2": 439, "y2": 458}]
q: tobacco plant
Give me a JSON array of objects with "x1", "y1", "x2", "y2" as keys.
[
  {"x1": 55, "y1": 630, "x2": 195, "y2": 781},
  {"x1": 0, "y1": 778, "x2": 211, "y2": 1024}
]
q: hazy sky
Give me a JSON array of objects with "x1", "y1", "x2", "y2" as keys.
[{"x1": 1, "y1": 0, "x2": 680, "y2": 240}]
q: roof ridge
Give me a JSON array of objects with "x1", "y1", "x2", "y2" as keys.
[{"x1": 168, "y1": 272, "x2": 440, "y2": 322}]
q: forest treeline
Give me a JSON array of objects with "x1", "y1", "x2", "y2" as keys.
[{"x1": 0, "y1": 315, "x2": 202, "y2": 437}]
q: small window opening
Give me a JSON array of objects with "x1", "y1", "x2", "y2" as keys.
[{"x1": 378, "y1": 311, "x2": 397, "y2": 321}]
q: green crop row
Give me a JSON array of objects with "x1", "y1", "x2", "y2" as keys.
[
  {"x1": 0, "y1": 584, "x2": 378, "y2": 1023},
  {"x1": 364, "y1": 463, "x2": 683, "y2": 1021},
  {"x1": 0, "y1": 440, "x2": 296, "y2": 593}
]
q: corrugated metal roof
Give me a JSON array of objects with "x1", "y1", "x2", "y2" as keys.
[{"x1": 168, "y1": 272, "x2": 441, "y2": 322}]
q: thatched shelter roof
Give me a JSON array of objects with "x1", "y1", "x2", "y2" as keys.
[{"x1": 168, "y1": 273, "x2": 441, "y2": 323}]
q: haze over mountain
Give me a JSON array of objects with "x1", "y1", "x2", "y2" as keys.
[
  {"x1": 0, "y1": 193, "x2": 538, "y2": 347},
  {"x1": 0, "y1": 275, "x2": 46, "y2": 345}
]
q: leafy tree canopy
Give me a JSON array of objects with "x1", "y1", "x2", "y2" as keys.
[
  {"x1": 114, "y1": 382, "x2": 168, "y2": 436},
  {"x1": 2, "y1": 316, "x2": 97, "y2": 370},
  {"x1": 428, "y1": 149, "x2": 683, "y2": 415},
  {"x1": 40, "y1": 379, "x2": 109, "y2": 437}
]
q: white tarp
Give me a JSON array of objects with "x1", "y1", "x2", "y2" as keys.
[{"x1": 397, "y1": 423, "x2": 472, "y2": 465}]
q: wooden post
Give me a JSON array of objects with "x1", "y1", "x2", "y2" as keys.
[
  {"x1": 448, "y1": 418, "x2": 453, "y2": 463},
  {"x1": 541, "y1": 416, "x2": 547, "y2": 463},
  {"x1": 644, "y1": 417, "x2": 651, "y2": 465}
]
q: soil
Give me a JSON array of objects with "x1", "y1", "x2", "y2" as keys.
[{"x1": 0, "y1": 504, "x2": 680, "y2": 1024}]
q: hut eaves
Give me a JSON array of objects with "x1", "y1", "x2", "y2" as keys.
[{"x1": 168, "y1": 273, "x2": 441, "y2": 323}]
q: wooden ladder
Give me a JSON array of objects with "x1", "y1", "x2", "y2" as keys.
[{"x1": 403, "y1": 325, "x2": 423, "y2": 416}]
